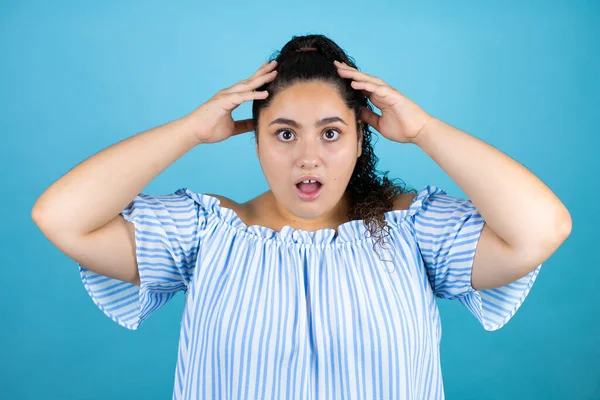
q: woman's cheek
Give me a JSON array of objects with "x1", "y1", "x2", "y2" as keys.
[{"x1": 326, "y1": 145, "x2": 356, "y2": 165}]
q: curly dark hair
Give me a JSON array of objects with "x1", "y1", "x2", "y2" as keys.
[{"x1": 251, "y1": 33, "x2": 417, "y2": 261}]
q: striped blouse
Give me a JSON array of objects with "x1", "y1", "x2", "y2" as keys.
[{"x1": 77, "y1": 185, "x2": 541, "y2": 399}]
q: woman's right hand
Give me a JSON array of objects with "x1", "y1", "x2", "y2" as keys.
[{"x1": 185, "y1": 60, "x2": 278, "y2": 144}]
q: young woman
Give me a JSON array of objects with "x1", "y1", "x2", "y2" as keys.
[{"x1": 32, "y1": 34, "x2": 571, "y2": 399}]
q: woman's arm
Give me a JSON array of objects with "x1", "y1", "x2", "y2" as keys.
[
  {"x1": 32, "y1": 60, "x2": 278, "y2": 287},
  {"x1": 31, "y1": 116, "x2": 201, "y2": 286},
  {"x1": 31, "y1": 116, "x2": 200, "y2": 236},
  {"x1": 413, "y1": 117, "x2": 572, "y2": 290},
  {"x1": 334, "y1": 60, "x2": 572, "y2": 290}
]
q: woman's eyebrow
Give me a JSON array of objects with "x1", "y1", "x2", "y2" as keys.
[{"x1": 268, "y1": 116, "x2": 348, "y2": 128}]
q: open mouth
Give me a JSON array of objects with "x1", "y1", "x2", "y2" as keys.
[{"x1": 295, "y1": 180, "x2": 323, "y2": 200}]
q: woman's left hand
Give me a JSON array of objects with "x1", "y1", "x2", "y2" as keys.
[{"x1": 334, "y1": 60, "x2": 433, "y2": 144}]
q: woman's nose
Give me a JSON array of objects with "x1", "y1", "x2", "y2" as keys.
[{"x1": 295, "y1": 140, "x2": 322, "y2": 169}]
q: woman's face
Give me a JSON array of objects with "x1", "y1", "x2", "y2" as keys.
[{"x1": 256, "y1": 80, "x2": 362, "y2": 225}]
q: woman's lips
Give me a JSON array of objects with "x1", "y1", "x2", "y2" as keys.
[{"x1": 295, "y1": 182, "x2": 323, "y2": 201}]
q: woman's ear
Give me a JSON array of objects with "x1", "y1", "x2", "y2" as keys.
[
  {"x1": 252, "y1": 134, "x2": 259, "y2": 157},
  {"x1": 357, "y1": 122, "x2": 363, "y2": 157}
]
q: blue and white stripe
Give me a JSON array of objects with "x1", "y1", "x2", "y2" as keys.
[{"x1": 78, "y1": 185, "x2": 541, "y2": 399}]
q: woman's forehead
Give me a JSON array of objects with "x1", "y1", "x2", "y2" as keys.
[{"x1": 261, "y1": 82, "x2": 353, "y2": 119}]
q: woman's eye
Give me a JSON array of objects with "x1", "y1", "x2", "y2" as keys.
[
  {"x1": 323, "y1": 129, "x2": 340, "y2": 141},
  {"x1": 276, "y1": 130, "x2": 295, "y2": 141},
  {"x1": 275, "y1": 128, "x2": 341, "y2": 142}
]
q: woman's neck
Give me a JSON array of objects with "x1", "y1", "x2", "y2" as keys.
[{"x1": 247, "y1": 190, "x2": 351, "y2": 233}]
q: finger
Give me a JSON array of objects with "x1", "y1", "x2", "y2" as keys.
[
  {"x1": 337, "y1": 67, "x2": 387, "y2": 86},
  {"x1": 221, "y1": 90, "x2": 269, "y2": 110},
  {"x1": 331, "y1": 62, "x2": 373, "y2": 97},
  {"x1": 336, "y1": 61, "x2": 381, "y2": 82},
  {"x1": 336, "y1": 65, "x2": 387, "y2": 86},
  {"x1": 222, "y1": 61, "x2": 277, "y2": 94},
  {"x1": 233, "y1": 118, "x2": 255, "y2": 136},
  {"x1": 359, "y1": 106, "x2": 381, "y2": 131},
  {"x1": 244, "y1": 69, "x2": 278, "y2": 91},
  {"x1": 246, "y1": 61, "x2": 268, "y2": 81},
  {"x1": 350, "y1": 80, "x2": 393, "y2": 99},
  {"x1": 333, "y1": 60, "x2": 356, "y2": 70},
  {"x1": 249, "y1": 60, "x2": 278, "y2": 80},
  {"x1": 226, "y1": 69, "x2": 278, "y2": 94}
]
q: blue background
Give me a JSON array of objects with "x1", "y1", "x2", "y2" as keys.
[{"x1": 1, "y1": 0, "x2": 598, "y2": 398}]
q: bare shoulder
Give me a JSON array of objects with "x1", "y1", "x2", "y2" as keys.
[
  {"x1": 206, "y1": 193, "x2": 240, "y2": 209},
  {"x1": 392, "y1": 192, "x2": 418, "y2": 211},
  {"x1": 205, "y1": 193, "x2": 254, "y2": 221}
]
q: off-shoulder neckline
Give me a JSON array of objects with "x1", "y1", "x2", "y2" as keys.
[{"x1": 175, "y1": 185, "x2": 445, "y2": 247}]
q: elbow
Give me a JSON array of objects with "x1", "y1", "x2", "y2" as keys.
[
  {"x1": 546, "y1": 206, "x2": 572, "y2": 248},
  {"x1": 541, "y1": 208, "x2": 572, "y2": 256},
  {"x1": 31, "y1": 201, "x2": 61, "y2": 238},
  {"x1": 538, "y1": 205, "x2": 572, "y2": 249},
  {"x1": 31, "y1": 204, "x2": 54, "y2": 240},
  {"x1": 31, "y1": 199, "x2": 53, "y2": 230},
  {"x1": 510, "y1": 209, "x2": 572, "y2": 274},
  {"x1": 31, "y1": 194, "x2": 50, "y2": 223},
  {"x1": 558, "y1": 209, "x2": 572, "y2": 241},
  {"x1": 31, "y1": 202, "x2": 46, "y2": 227}
]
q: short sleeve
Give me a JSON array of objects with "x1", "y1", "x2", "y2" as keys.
[
  {"x1": 410, "y1": 186, "x2": 542, "y2": 331},
  {"x1": 77, "y1": 188, "x2": 204, "y2": 330}
]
